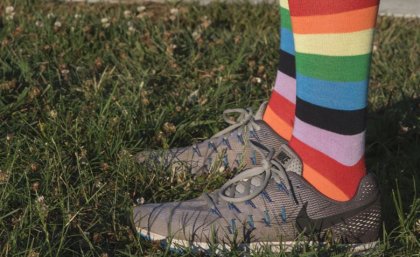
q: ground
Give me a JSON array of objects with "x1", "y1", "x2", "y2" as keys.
[{"x1": 0, "y1": 1, "x2": 419, "y2": 256}]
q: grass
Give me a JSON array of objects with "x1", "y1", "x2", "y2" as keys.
[{"x1": 0, "y1": 1, "x2": 419, "y2": 256}]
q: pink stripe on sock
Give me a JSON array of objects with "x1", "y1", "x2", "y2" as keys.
[
  {"x1": 273, "y1": 71, "x2": 296, "y2": 104},
  {"x1": 293, "y1": 117, "x2": 365, "y2": 166}
]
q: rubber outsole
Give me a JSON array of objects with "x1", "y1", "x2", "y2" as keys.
[{"x1": 138, "y1": 228, "x2": 379, "y2": 254}]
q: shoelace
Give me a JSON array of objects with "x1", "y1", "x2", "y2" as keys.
[
  {"x1": 211, "y1": 107, "x2": 261, "y2": 138},
  {"x1": 191, "y1": 107, "x2": 262, "y2": 172},
  {"x1": 203, "y1": 141, "x2": 294, "y2": 209},
  {"x1": 218, "y1": 141, "x2": 292, "y2": 203}
]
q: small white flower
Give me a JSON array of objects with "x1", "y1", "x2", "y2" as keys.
[
  {"x1": 101, "y1": 17, "x2": 110, "y2": 28},
  {"x1": 47, "y1": 12, "x2": 55, "y2": 19},
  {"x1": 36, "y1": 195, "x2": 45, "y2": 203},
  {"x1": 123, "y1": 10, "x2": 132, "y2": 18},
  {"x1": 49, "y1": 110, "x2": 58, "y2": 119},
  {"x1": 54, "y1": 21, "x2": 62, "y2": 28},
  {"x1": 192, "y1": 30, "x2": 200, "y2": 39},
  {"x1": 5, "y1": 6, "x2": 14, "y2": 14},
  {"x1": 137, "y1": 6, "x2": 146, "y2": 12},
  {"x1": 127, "y1": 21, "x2": 136, "y2": 33},
  {"x1": 255, "y1": 77, "x2": 262, "y2": 84},
  {"x1": 94, "y1": 180, "x2": 103, "y2": 188},
  {"x1": 35, "y1": 21, "x2": 44, "y2": 27},
  {"x1": 5, "y1": 6, "x2": 15, "y2": 21},
  {"x1": 5, "y1": 13, "x2": 15, "y2": 21},
  {"x1": 170, "y1": 8, "x2": 179, "y2": 15},
  {"x1": 60, "y1": 69, "x2": 70, "y2": 75},
  {"x1": 74, "y1": 14, "x2": 82, "y2": 19},
  {"x1": 135, "y1": 197, "x2": 145, "y2": 205},
  {"x1": 128, "y1": 26, "x2": 135, "y2": 34}
]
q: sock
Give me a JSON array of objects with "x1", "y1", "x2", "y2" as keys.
[
  {"x1": 263, "y1": 0, "x2": 296, "y2": 141},
  {"x1": 288, "y1": 0, "x2": 380, "y2": 201}
]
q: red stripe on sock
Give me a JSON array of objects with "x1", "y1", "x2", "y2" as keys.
[
  {"x1": 267, "y1": 91, "x2": 295, "y2": 127},
  {"x1": 290, "y1": 136, "x2": 365, "y2": 200},
  {"x1": 289, "y1": 0, "x2": 379, "y2": 16}
]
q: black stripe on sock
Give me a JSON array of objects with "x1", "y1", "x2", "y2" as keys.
[
  {"x1": 295, "y1": 97, "x2": 366, "y2": 135},
  {"x1": 278, "y1": 50, "x2": 296, "y2": 78}
]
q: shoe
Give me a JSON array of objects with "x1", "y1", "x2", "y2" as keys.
[
  {"x1": 136, "y1": 102, "x2": 287, "y2": 174},
  {"x1": 132, "y1": 143, "x2": 382, "y2": 253}
]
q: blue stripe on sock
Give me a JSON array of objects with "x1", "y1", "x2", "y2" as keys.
[
  {"x1": 296, "y1": 74, "x2": 368, "y2": 111},
  {"x1": 280, "y1": 28, "x2": 295, "y2": 55}
]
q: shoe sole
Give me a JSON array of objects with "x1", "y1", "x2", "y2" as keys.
[{"x1": 138, "y1": 228, "x2": 379, "y2": 254}]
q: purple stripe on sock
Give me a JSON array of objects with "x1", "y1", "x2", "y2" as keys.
[
  {"x1": 293, "y1": 117, "x2": 365, "y2": 166},
  {"x1": 273, "y1": 71, "x2": 296, "y2": 104}
]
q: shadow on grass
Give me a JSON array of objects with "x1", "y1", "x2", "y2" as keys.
[{"x1": 366, "y1": 95, "x2": 419, "y2": 231}]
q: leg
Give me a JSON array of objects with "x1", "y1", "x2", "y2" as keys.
[{"x1": 288, "y1": 0, "x2": 380, "y2": 201}]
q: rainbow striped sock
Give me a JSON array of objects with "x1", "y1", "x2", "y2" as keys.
[
  {"x1": 288, "y1": 0, "x2": 380, "y2": 201},
  {"x1": 263, "y1": 0, "x2": 296, "y2": 141}
]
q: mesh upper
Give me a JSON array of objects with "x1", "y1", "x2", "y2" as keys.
[{"x1": 136, "y1": 108, "x2": 287, "y2": 174}]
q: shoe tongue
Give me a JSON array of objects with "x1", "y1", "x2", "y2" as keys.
[{"x1": 275, "y1": 145, "x2": 302, "y2": 176}]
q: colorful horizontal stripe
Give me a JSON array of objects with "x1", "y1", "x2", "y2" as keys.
[
  {"x1": 289, "y1": 0, "x2": 379, "y2": 16},
  {"x1": 296, "y1": 74, "x2": 368, "y2": 110},
  {"x1": 295, "y1": 98, "x2": 366, "y2": 135},
  {"x1": 280, "y1": 7, "x2": 292, "y2": 29},
  {"x1": 274, "y1": 71, "x2": 296, "y2": 104},
  {"x1": 280, "y1": 28, "x2": 295, "y2": 54},
  {"x1": 269, "y1": 91, "x2": 295, "y2": 124},
  {"x1": 292, "y1": 6, "x2": 379, "y2": 34},
  {"x1": 294, "y1": 29, "x2": 375, "y2": 56},
  {"x1": 278, "y1": 50, "x2": 296, "y2": 78},
  {"x1": 295, "y1": 53, "x2": 372, "y2": 82}
]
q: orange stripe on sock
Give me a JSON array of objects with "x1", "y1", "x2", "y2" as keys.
[
  {"x1": 263, "y1": 106, "x2": 293, "y2": 140},
  {"x1": 292, "y1": 6, "x2": 379, "y2": 34},
  {"x1": 302, "y1": 163, "x2": 350, "y2": 201},
  {"x1": 290, "y1": 137, "x2": 365, "y2": 201}
]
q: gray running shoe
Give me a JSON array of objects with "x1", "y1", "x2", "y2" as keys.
[
  {"x1": 133, "y1": 143, "x2": 381, "y2": 253},
  {"x1": 136, "y1": 102, "x2": 287, "y2": 174}
]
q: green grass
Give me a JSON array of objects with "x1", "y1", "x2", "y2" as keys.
[{"x1": 0, "y1": 1, "x2": 419, "y2": 256}]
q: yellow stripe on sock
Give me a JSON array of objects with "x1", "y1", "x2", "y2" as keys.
[
  {"x1": 280, "y1": 0, "x2": 289, "y2": 10},
  {"x1": 294, "y1": 29, "x2": 375, "y2": 56}
]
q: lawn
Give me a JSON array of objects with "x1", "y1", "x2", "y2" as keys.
[{"x1": 0, "y1": 1, "x2": 419, "y2": 256}]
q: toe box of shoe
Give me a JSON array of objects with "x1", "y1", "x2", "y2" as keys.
[{"x1": 133, "y1": 200, "x2": 224, "y2": 242}]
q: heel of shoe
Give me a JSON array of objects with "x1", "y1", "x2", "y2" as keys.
[{"x1": 334, "y1": 197, "x2": 382, "y2": 245}]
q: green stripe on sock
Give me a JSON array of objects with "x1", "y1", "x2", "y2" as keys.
[
  {"x1": 295, "y1": 53, "x2": 372, "y2": 82},
  {"x1": 280, "y1": 7, "x2": 292, "y2": 30}
]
